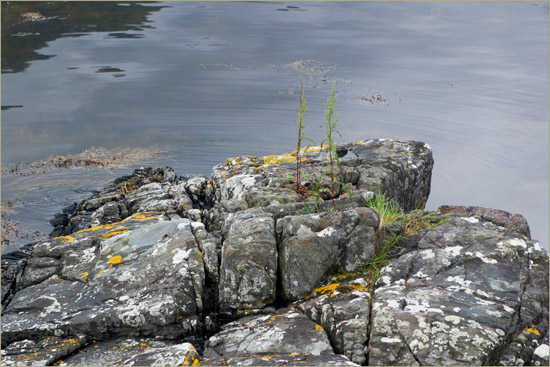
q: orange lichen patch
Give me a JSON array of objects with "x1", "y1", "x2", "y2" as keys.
[
  {"x1": 108, "y1": 255, "x2": 122, "y2": 267},
  {"x1": 191, "y1": 358, "x2": 200, "y2": 366},
  {"x1": 101, "y1": 228, "x2": 129, "y2": 241},
  {"x1": 54, "y1": 235, "x2": 75, "y2": 244},
  {"x1": 313, "y1": 283, "x2": 340, "y2": 296},
  {"x1": 288, "y1": 353, "x2": 300, "y2": 357},
  {"x1": 348, "y1": 283, "x2": 369, "y2": 292},
  {"x1": 523, "y1": 325, "x2": 541, "y2": 336},
  {"x1": 265, "y1": 312, "x2": 289, "y2": 324},
  {"x1": 78, "y1": 222, "x2": 119, "y2": 234},
  {"x1": 182, "y1": 348, "x2": 199, "y2": 365},
  {"x1": 124, "y1": 211, "x2": 163, "y2": 222},
  {"x1": 315, "y1": 324, "x2": 324, "y2": 331}
]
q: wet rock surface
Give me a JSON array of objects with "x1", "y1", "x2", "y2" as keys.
[{"x1": 1, "y1": 139, "x2": 548, "y2": 366}]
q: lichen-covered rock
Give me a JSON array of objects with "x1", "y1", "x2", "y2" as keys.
[
  {"x1": 295, "y1": 275, "x2": 371, "y2": 365},
  {"x1": 49, "y1": 167, "x2": 193, "y2": 237},
  {"x1": 218, "y1": 208, "x2": 277, "y2": 312},
  {"x1": 368, "y1": 207, "x2": 549, "y2": 366},
  {"x1": 1, "y1": 335, "x2": 90, "y2": 366},
  {"x1": 206, "y1": 139, "x2": 433, "y2": 239},
  {"x1": 61, "y1": 338, "x2": 178, "y2": 366},
  {"x1": 200, "y1": 353, "x2": 358, "y2": 366},
  {"x1": 3, "y1": 140, "x2": 547, "y2": 366},
  {"x1": 203, "y1": 308, "x2": 356, "y2": 365},
  {"x1": 111, "y1": 342, "x2": 200, "y2": 366},
  {"x1": 1, "y1": 213, "x2": 206, "y2": 352},
  {"x1": 277, "y1": 207, "x2": 378, "y2": 300},
  {"x1": 210, "y1": 139, "x2": 433, "y2": 213}
]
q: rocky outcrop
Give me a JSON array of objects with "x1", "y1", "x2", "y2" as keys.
[{"x1": 2, "y1": 139, "x2": 548, "y2": 366}]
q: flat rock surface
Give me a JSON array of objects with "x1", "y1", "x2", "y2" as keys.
[{"x1": 203, "y1": 308, "x2": 357, "y2": 365}]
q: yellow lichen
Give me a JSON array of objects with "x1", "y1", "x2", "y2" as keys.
[
  {"x1": 108, "y1": 255, "x2": 122, "y2": 264},
  {"x1": 313, "y1": 283, "x2": 340, "y2": 296},
  {"x1": 125, "y1": 211, "x2": 162, "y2": 222},
  {"x1": 101, "y1": 229, "x2": 129, "y2": 240},
  {"x1": 315, "y1": 324, "x2": 324, "y2": 331},
  {"x1": 523, "y1": 325, "x2": 541, "y2": 335},
  {"x1": 55, "y1": 235, "x2": 75, "y2": 244},
  {"x1": 79, "y1": 272, "x2": 89, "y2": 279}
]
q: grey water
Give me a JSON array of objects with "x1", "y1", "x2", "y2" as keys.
[{"x1": 2, "y1": 2, "x2": 548, "y2": 250}]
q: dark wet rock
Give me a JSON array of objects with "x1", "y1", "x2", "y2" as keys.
[
  {"x1": 219, "y1": 208, "x2": 277, "y2": 313},
  {"x1": 1, "y1": 249, "x2": 30, "y2": 311},
  {"x1": 203, "y1": 308, "x2": 357, "y2": 365},
  {"x1": 277, "y1": 207, "x2": 378, "y2": 300}
]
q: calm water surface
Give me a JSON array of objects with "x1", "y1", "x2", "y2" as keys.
[{"x1": 2, "y1": 2, "x2": 548, "y2": 249}]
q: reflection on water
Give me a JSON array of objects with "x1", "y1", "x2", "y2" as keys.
[
  {"x1": 1, "y1": 1, "x2": 164, "y2": 73},
  {"x1": 1, "y1": 1, "x2": 548, "y2": 250}
]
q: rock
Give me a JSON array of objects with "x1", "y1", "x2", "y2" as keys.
[
  {"x1": 1, "y1": 335, "x2": 90, "y2": 366},
  {"x1": 367, "y1": 209, "x2": 549, "y2": 366},
  {"x1": 203, "y1": 308, "x2": 357, "y2": 365},
  {"x1": 2, "y1": 212, "x2": 206, "y2": 350},
  {"x1": 218, "y1": 208, "x2": 277, "y2": 312},
  {"x1": 295, "y1": 275, "x2": 371, "y2": 365},
  {"x1": 1, "y1": 249, "x2": 30, "y2": 311},
  {"x1": 113, "y1": 342, "x2": 200, "y2": 366},
  {"x1": 3, "y1": 140, "x2": 548, "y2": 366},
  {"x1": 62, "y1": 338, "x2": 180, "y2": 366},
  {"x1": 277, "y1": 207, "x2": 378, "y2": 300},
  {"x1": 200, "y1": 353, "x2": 358, "y2": 366}
]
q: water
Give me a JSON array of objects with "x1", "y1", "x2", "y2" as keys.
[{"x1": 2, "y1": 1, "x2": 548, "y2": 249}]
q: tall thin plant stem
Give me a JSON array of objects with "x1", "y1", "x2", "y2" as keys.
[
  {"x1": 296, "y1": 80, "x2": 307, "y2": 196},
  {"x1": 324, "y1": 82, "x2": 339, "y2": 209}
]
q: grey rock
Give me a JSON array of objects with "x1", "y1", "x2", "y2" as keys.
[
  {"x1": 62, "y1": 338, "x2": 179, "y2": 366},
  {"x1": 296, "y1": 275, "x2": 371, "y2": 365},
  {"x1": 277, "y1": 207, "x2": 378, "y2": 300},
  {"x1": 219, "y1": 208, "x2": 277, "y2": 312},
  {"x1": 1, "y1": 213, "x2": 205, "y2": 350},
  {"x1": 200, "y1": 353, "x2": 358, "y2": 366},
  {"x1": 203, "y1": 308, "x2": 344, "y2": 359},
  {"x1": 1, "y1": 335, "x2": 90, "y2": 366},
  {"x1": 368, "y1": 211, "x2": 549, "y2": 366}
]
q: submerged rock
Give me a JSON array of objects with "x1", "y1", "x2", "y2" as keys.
[{"x1": 1, "y1": 139, "x2": 547, "y2": 366}]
